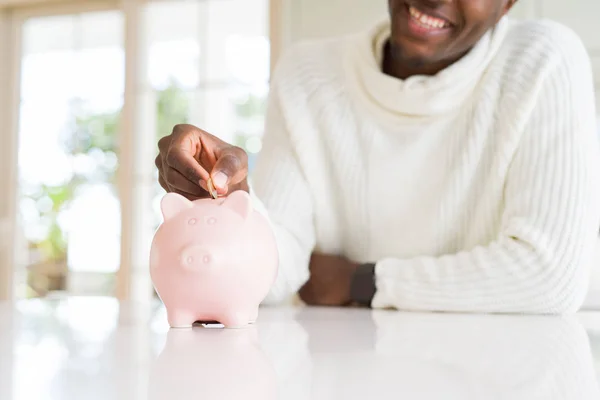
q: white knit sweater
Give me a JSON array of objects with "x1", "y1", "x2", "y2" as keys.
[{"x1": 250, "y1": 16, "x2": 600, "y2": 314}]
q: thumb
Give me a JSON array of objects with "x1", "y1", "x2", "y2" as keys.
[{"x1": 211, "y1": 147, "x2": 248, "y2": 192}]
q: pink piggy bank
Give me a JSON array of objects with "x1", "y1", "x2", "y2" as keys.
[{"x1": 149, "y1": 190, "x2": 279, "y2": 328}]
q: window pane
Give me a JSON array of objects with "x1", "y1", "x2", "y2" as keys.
[
  {"x1": 16, "y1": 11, "x2": 124, "y2": 298},
  {"x1": 147, "y1": 1, "x2": 201, "y2": 90}
]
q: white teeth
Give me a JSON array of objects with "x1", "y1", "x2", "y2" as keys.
[{"x1": 408, "y1": 6, "x2": 449, "y2": 29}]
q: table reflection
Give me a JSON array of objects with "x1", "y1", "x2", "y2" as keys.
[
  {"x1": 147, "y1": 306, "x2": 600, "y2": 400},
  {"x1": 148, "y1": 325, "x2": 277, "y2": 400},
  {"x1": 294, "y1": 308, "x2": 600, "y2": 399}
]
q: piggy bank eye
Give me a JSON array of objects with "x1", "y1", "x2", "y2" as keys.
[
  {"x1": 204, "y1": 216, "x2": 217, "y2": 225},
  {"x1": 188, "y1": 218, "x2": 197, "y2": 225},
  {"x1": 202, "y1": 255, "x2": 211, "y2": 264},
  {"x1": 186, "y1": 256, "x2": 194, "y2": 264}
]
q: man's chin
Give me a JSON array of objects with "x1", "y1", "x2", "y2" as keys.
[
  {"x1": 389, "y1": 46, "x2": 432, "y2": 69},
  {"x1": 389, "y1": 38, "x2": 433, "y2": 61}
]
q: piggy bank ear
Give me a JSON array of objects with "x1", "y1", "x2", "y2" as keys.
[
  {"x1": 161, "y1": 193, "x2": 193, "y2": 221},
  {"x1": 221, "y1": 190, "x2": 252, "y2": 220}
]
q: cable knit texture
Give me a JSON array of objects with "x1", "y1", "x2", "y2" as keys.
[{"x1": 249, "y1": 16, "x2": 600, "y2": 314}]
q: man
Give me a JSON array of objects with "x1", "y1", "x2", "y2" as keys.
[{"x1": 155, "y1": 0, "x2": 600, "y2": 313}]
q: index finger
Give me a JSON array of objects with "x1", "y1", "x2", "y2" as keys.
[{"x1": 165, "y1": 148, "x2": 210, "y2": 186}]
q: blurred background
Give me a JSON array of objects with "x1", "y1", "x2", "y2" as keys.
[{"x1": 0, "y1": 0, "x2": 598, "y2": 306}]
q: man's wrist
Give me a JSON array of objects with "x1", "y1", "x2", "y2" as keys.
[{"x1": 349, "y1": 262, "x2": 376, "y2": 307}]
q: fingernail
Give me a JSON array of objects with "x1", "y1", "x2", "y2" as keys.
[{"x1": 212, "y1": 171, "x2": 228, "y2": 189}]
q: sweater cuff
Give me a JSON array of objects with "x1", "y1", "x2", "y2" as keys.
[{"x1": 350, "y1": 263, "x2": 376, "y2": 307}]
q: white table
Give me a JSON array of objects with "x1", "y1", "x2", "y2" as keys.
[{"x1": 0, "y1": 297, "x2": 599, "y2": 400}]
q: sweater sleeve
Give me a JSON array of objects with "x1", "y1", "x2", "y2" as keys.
[
  {"x1": 372, "y1": 38, "x2": 600, "y2": 314},
  {"x1": 248, "y1": 66, "x2": 317, "y2": 305}
]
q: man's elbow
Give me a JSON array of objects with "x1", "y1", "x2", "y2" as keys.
[{"x1": 524, "y1": 259, "x2": 590, "y2": 315}]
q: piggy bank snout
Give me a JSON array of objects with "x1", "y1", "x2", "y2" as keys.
[{"x1": 179, "y1": 244, "x2": 214, "y2": 269}]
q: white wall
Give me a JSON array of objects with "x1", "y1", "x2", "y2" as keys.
[{"x1": 280, "y1": 0, "x2": 386, "y2": 43}]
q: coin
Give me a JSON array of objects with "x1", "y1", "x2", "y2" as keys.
[{"x1": 207, "y1": 178, "x2": 218, "y2": 199}]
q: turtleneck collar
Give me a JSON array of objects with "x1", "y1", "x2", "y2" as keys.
[{"x1": 344, "y1": 16, "x2": 510, "y2": 121}]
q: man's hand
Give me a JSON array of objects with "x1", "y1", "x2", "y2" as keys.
[
  {"x1": 155, "y1": 124, "x2": 249, "y2": 200},
  {"x1": 298, "y1": 253, "x2": 360, "y2": 307}
]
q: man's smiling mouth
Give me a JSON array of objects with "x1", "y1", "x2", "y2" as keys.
[{"x1": 407, "y1": 4, "x2": 452, "y2": 30}]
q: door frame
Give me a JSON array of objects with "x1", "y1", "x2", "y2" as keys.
[{"x1": 0, "y1": 8, "x2": 20, "y2": 301}]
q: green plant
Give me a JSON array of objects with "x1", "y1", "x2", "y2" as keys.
[{"x1": 157, "y1": 78, "x2": 191, "y2": 140}]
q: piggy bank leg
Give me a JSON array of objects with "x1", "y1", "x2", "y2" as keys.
[
  {"x1": 248, "y1": 308, "x2": 259, "y2": 324},
  {"x1": 167, "y1": 309, "x2": 196, "y2": 329},
  {"x1": 220, "y1": 311, "x2": 252, "y2": 329}
]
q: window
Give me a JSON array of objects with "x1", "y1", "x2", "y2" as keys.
[
  {"x1": 15, "y1": 10, "x2": 125, "y2": 298},
  {"x1": 6, "y1": 0, "x2": 270, "y2": 300}
]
